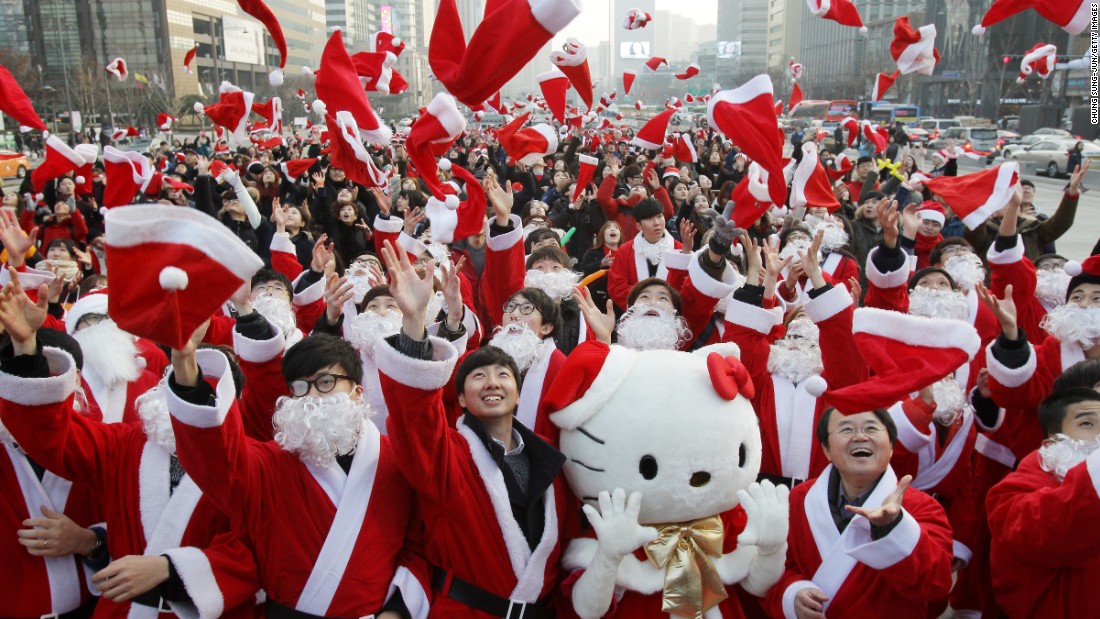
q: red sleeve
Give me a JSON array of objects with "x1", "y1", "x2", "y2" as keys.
[
  {"x1": 480, "y1": 216, "x2": 526, "y2": 329},
  {"x1": 203, "y1": 314, "x2": 235, "y2": 347},
  {"x1": 865, "y1": 280, "x2": 909, "y2": 313},
  {"x1": 166, "y1": 529, "x2": 261, "y2": 614},
  {"x1": 71, "y1": 210, "x2": 88, "y2": 243},
  {"x1": 233, "y1": 328, "x2": 288, "y2": 442},
  {"x1": 653, "y1": 187, "x2": 674, "y2": 219},
  {"x1": 806, "y1": 286, "x2": 868, "y2": 389},
  {"x1": 876, "y1": 494, "x2": 955, "y2": 603},
  {"x1": 596, "y1": 174, "x2": 621, "y2": 220},
  {"x1": 270, "y1": 234, "x2": 303, "y2": 281},
  {"x1": 720, "y1": 298, "x2": 778, "y2": 387},
  {"x1": 605, "y1": 243, "x2": 634, "y2": 311}
]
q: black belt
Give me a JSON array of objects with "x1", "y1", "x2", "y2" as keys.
[
  {"x1": 432, "y1": 569, "x2": 553, "y2": 619},
  {"x1": 130, "y1": 591, "x2": 173, "y2": 614},
  {"x1": 13, "y1": 599, "x2": 99, "y2": 619},
  {"x1": 758, "y1": 473, "x2": 807, "y2": 488},
  {"x1": 266, "y1": 599, "x2": 352, "y2": 619}
]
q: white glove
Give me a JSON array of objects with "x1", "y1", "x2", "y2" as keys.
[
  {"x1": 219, "y1": 168, "x2": 241, "y2": 187},
  {"x1": 583, "y1": 488, "x2": 658, "y2": 560},
  {"x1": 737, "y1": 480, "x2": 790, "y2": 555}
]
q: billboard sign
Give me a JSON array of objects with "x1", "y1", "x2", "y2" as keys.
[
  {"x1": 223, "y1": 15, "x2": 262, "y2": 64},
  {"x1": 717, "y1": 41, "x2": 741, "y2": 59}
]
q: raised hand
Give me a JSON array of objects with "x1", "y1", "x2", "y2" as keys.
[
  {"x1": 380, "y1": 240, "x2": 435, "y2": 338},
  {"x1": 0, "y1": 267, "x2": 47, "y2": 351},
  {"x1": 679, "y1": 218, "x2": 696, "y2": 254},
  {"x1": 486, "y1": 179, "x2": 514, "y2": 225},
  {"x1": 763, "y1": 237, "x2": 792, "y2": 282},
  {"x1": 742, "y1": 232, "x2": 763, "y2": 285},
  {"x1": 572, "y1": 286, "x2": 616, "y2": 345},
  {"x1": 355, "y1": 219, "x2": 373, "y2": 240},
  {"x1": 878, "y1": 200, "x2": 900, "y2": 248},
  {"x1": 847, "y1": 276, "x2": 863, "y2": 305},
  {"x1": 441, "y1": 256, "x2": 466, "y2": 330},
  {"x1": 371, "y1": 186, "x2": 392, "y2": 216},
  {"x1": 310, "y1": 234, "x2": 334, "y2": 273},
  {"x1": 976, "y1": 283, "x2": 1018, "y2": 340},
  {"x1": 737, "y1": 480, "x2": 790, "y2": 554},
  {"x1": 584, "y1": 489, "x2": 658, "y2": 560},
  {"x1": 899, "y1": 203, "x2": 919, "y2": 240},
  {"x1": 645, "y1": 169, "x2": 660, "y2": 190},
  {"x1": 323, "y1": 272, "x2": 355, "y2": 325},
  {"x1": 194, "y1": 155, "x2": 210, "y2": 176},
  {"x1": 403, "y1": 207, "x2": 426, "y2": 236},
  {"x1": 845, "y1": 474, "x2": 911, "y2": 527},
  {"x1": 272, "y1": 199, "x2": 288, "y2": 232},
  {"x1": 1069, "y1": 158, "x2": 1091, "y2": 196},
  {"x1": 799, "y1": 227, "x2": 825, "y2": 287},
  {"x1": 71, "y1": 245, "x2": 93, "y2": 268},
  {"x1": 0, "y1": 209, "x2": 35, "y2": 268},
  {"x1": 311, "y1": 171, "x2": 325, "y2": 189}
]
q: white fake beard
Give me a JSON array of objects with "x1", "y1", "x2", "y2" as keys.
[
  {"x1": 524, "y1": 269, "x2": 579, "y2": 302},
  {"x1": 816, "y1": 222, "x2": 849, "y2": 252},
  {"x1": 425, "y1": 242, "x2": 451, "y2": 266},
  {"x1": 273, "y1": 392, "x2": 372, "y2": 469},
  {"x1": 72, "y1": 320, "x2": 142, "y2": 388},
  {"x1": 779, "y1": 240, "x2": 820, "y2": 266},
  {"x1": 635, "y1": 233, "x2": 673, "y2": 265},
  {"x1": 346, "y1": 272, "x2": 375, "y2": 305},
  {"x1": 908, "y1": 286, "x2": 970, "y2": 321},
  {"x1": 1035, "y1": 270, "x2": 1071, "y2": 309},
  {"x1": 136, "y1": 382, "x2": 175, "y2": 454},
  {"x1": 767, "y1": 335, "x2": 823, "y2": 384},
  {"x1": 1041, "y1": 304, "x2": 1100, "y2": 349},
  {"x1": 347, "y1": 310, "x2": 402, "y2": 356},
  {"x1": 252, "y1": 294, "x2": 301, "y2": 345},
  {"x1": 931, "y1": 377, "x2": 968, "y2": 426},
  {"x1": 489, "y1": 323, "x2": 546, "y2": 373},
  {"x1": 616, "y1": 303, "x2": 690, "y2": 351},
  {"x1": 1038, "y1": 434, "x2": 1100, "y2": 482},
  {"x1": 803, "y1": 214, "x2": 826, "y2": 230},
  {"x1": 943, "y1": 254, "x2": 986, "y2": 293}
]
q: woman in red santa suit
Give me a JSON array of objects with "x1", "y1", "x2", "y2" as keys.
[{"x1": 373, "y1": 241, "x2": 571, "y2": 619}]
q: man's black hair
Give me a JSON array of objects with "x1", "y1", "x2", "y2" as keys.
[
  {"x1": 907, "y1": 267, "x2": 958, "y2": 291},
  {"x1": 1019, "y1": 179, "x2": 1035, "y2": 189},
  {"x1": 525, "y1": 245, "x2": 571, "y2": 270},
  {"x1": 1038, "y1": 387, "x2": 1100, "y2": 437},
  {"x1": 454, "y1": 345, "x2": 522, "y2": 397},
  {"x1": 929, "y1": 237, "x2": 974, "y2": 268},
  {"x1": 524, "y1": 228, "x2": 561, "y2": 254},
  {"x1": 856, "y1": 156, "x2": 874, "y2": 166},
  {"x1": 1052, "y1": 359, "x2": 1100, "y2": 393},
  {"x1": 506, "y1": 287, "x2": 562, "y2": 338},
  {"x1": 859, "y1": 190, "x2": 886, "y2": 205},
  {"x1": 251, "y1": 269, "x2": 294, "y2": 298},
  {"x1": 282, "y1": 333, "x2": 364, "y2": 386},
  {"x1": 816, "y1": 407, "x2": 898, "y2": 447}
]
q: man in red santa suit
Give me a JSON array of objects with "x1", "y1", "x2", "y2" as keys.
[
  {"x1": 0, "y1": 271, "x2": 259, "y2": 618},
  {"x1": 373, "y1": 241, "x2": 570, "y2": 618},
  {"x1": 763, "y1": 407, "x2": 954, "y2": 618},
  {"x1": 0, "y1": 326, "x2": 105, "y2": 619},
  {"x1": 724, "y1": 230, "x2": 868, "y2": 487},
  {"x1": 62, "y1": 291, "x2": 162, "y2": 424},
  {"x1": 986, "y1": 387, "x2": 1100, "y2": 618},
  {"x1": 606, "y1": 196, "x2": 682, "y2": 311}
]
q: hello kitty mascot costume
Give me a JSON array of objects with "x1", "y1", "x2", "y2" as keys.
[{"x1": 545, "y1": 341, "x2": 789, "y2": 619}]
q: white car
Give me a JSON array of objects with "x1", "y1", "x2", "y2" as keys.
[{"x1": 1009, "y1": 140, "x2": 1100, "y2": 177}]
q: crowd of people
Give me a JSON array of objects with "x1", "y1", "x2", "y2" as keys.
[{"x1": 0, "y1": 59, "x2": 1098, "y2": 619}]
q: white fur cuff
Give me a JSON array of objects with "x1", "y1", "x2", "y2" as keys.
[
  {"x1": 372, "y1": 335, "x2": 459, "y2": 391},
  {"x1": 167, "y1": 350, "x2": 235, "y2": 429},
  {"x1": 865, "y1": 247, "x2": 910, "y2": 289},
  {"x1": 724, "y1": 298, "x2": 781, "y2": 334},
  {"x1": 373, "y1": 215, "x2": 403, "y2": 234},
  {"x1": 662, "y1": 250, "x2": 692, "y2": 271},
  {"x1": 843, "y1": 510, "x2": 921, "y2": 569},
  {"x1": 953, "y1": 540, "x2": 973, "y2": 566},
  {"x1": 292, "y1": 271, "x2": 325, "y2": 306},
  {"x1": 486, "y1": 215, "x2": 523, "y2": 252},
  {"x1": 687, "y1": 249, "x2": 740, "y2": 300},
  {"x1": 0, "y1": 347, "x2": 77, "y2": 406},
  {"x1": 802, "y1": 285, "x2": 852, "y2": 323},
  {"x1": 270, "y1": 233, "x2": 295, "y2": 255},
  {"x1": 985, "y1": 343, "x2": 1037, "y2": 389},
  {"x1": 232, "y1": 323, "x2": 285, "y2": 363},
  {"x1": 163, "y1": 547, "x2": 224, "y2": 619},
  {"x1": 986, "y1": 236, "x2": 1024, "y2": 266},
  {"x1": 399, "y1": 231, "x2": 429, "y2": 259},
  {"x1": 782, "y1": 580, "x2": 819, "y2": 619}
]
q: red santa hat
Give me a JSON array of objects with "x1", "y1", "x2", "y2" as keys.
[
  {"x1": 236, "y1": 0, "x2": 287, "y2": 85},
  {"x1": 861, "y1": 120, "x2": 887, "y2": 154},
  {"x1": 182, "y1": 46, "x2": 197, "y2": 74},
  {"x1": 405, "y1": 93, "x2": 466, "y2": 201},
  {"x1": 623, "y1": 69, "x2": 638, "y2": 95},
  {"x1": 63, "y1": 290, "x2": 109, "y2": 335},
  {"x1": 634, "y1": 100, "x2": 645, "y2": 111},
  {"x1": 497, "y1": 112, "x2": 558, "y2": 167},
  {"x1": 788, "y1": 82, "x2": 804, "y2": 114},
  {"x1": 426, "y1": 161, "x2": 485, "y2": 244},
  {"x1": 916, "y1": 201, "x2": 946, "y2": 226},
  {"x1": 486, "y1": 91, "x2": 506, "y2": 114},
  {"x1": 623, "y1": 8, "x2": 652, "y2": 29},
  {"x1": 31, "y1": 135, "x2": 87, "y2": 193},
  {"x1": 573, "y1": 154, "x2": 598, "y2": 202},
  {"x1": 891, "y1": 17, "x2": 940, "y2": 76},
  {"x1": 537, "y1": 69, "x2": 570, "y2": 125},
  {"x1": 194, "y1": 82, "x2": 255, "y2": 143},
  {"x1": 972, "y1": 0, "x2": 1091, "y2": 35},
  {"x1": 631, "y1": 108, "x2": 675, "y2": 150},
  {"x1": 349, "y1": 50, "x2": 398, "y2": 94},
  {"x1": 774, "y1": 99, "x2": 784, "y2": 115},
  {"x1": 255, "y1": 136, "x2": 284, "y2": 151},
  {"x1": 839, "y1": 116, "x2": 859, "y2": 147},
  {"x1": 371, "y1": 31, "x2": 406, "y2": 57},
  {"x1": 672, "y1": 132, "x2": 697, "y2": 163},
  {"x1": 0, "y1": 66, "x2": 47, "y2": 132},
  {"x1": 674, "y1": 63, "x2": 700, "y2": 80},
  {"x1": 923, "y1": 162, "x2": 1019, "y2": 230},
  {"x1": 806, "y1": 0, "x2": 867, "y2": 33},
  {"x1": 872, "y1": 70, "x2": 900, "y2": 101},
  {"x1": 661, "y1": 167, "x2": 681, "y2": 180},
  {"x1": 1064, "y1": 255, "x2": 1100, "y2": 296},
  {"x1": 728, "y1": 162, "x2": 775, "y2": 227},
  {"x1": 315, "y1": 31, "x2": 391, "y2": 152},
  {"x1": 251, "y1": 97, "x2": 283, "y2": 134},
  {"x1": 644, "y1": 56, "x2": 667, "y2": 73},
  {"x1": 550, "y1": 38, "x2": 594, "y2": 111},
  {"x1": 790, "y1": 143, "x2": 841, "y2": 212},
  {"x1": 102, "y1": 146, "x2": 154, "y2": 208},
  {"x1": 789, "y1": 58, "x2": 803, "y2": 81},
  {"x1": 708, "y1": 75, "x2": 787, "y2": 207},
  {"x1": 72, "y1": 143, "x2": 100, "y2": 195},
  {"x1": 279, "y1": 158, "x2": 317, "y2": 183},
  {"x1": 1017, "y1": 43, "x2": 1056, "y2": 83},
  {"x1": 428, "y1": 0, "x2": 581, "y2": 108},
  {"x1": 157, "y1": 113, "x2": 176, "y2": 132},
  {"x1": 824, "y1": 152, "x2": 853, "y2": 182},
  {"x1": 104, "y1": 204, "x2": 265, "y2": 350},
  {"x1": 822, "y1": 308, "x2": 981, "y2": 414},
  {"x1": 104, "y1": 57, "x2": 128, "y2": 81}
]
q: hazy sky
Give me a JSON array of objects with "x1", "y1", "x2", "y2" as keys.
[{"x1": 551, "y1": 0, "x2": 719, "y2": 47}]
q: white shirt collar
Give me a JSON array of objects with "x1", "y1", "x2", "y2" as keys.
[{"x1": 492, "y1": 429, "x2": 525, "y2": 456}]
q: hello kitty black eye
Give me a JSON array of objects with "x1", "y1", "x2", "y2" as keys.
[
  {"x1": 639, "y1": 455, "x2": 658, "y2": 480},
  {"x1": 738, "y1": 444, "x2": 747, "y2": 468}
]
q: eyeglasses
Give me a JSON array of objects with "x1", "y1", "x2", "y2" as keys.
[
  {"x1": 503, "y1": 301, "x2": 539, "y2": 315},
  {"x1": 829, "y1": 424, "x2": 887, "y2": 439},
  {"x1": 253, "y1": 284, "x2": 289, "y2": 297},
  {"x1": 76, "y1": 313, "x2": 108, "y2": 330},
  {"x1": 288, "y1": 374, "x2": 355, "y2": 397},
  {"x1": 1037, "y1": 262, "x2": 1066, "y2": 272},
  {"x1": 939, "y1": 246, "x2": 972, "y2": 258}
]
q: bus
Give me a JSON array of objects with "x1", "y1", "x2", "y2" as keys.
[
  {"x1": 789, "y1": 100, "x2": 829, "y2": 121},
  {"x1": 858, "y1": 102, "x2": 921, "y2": 126},
  {"x1": 827, "y1": 100, "x2": 858, "y2": 121}
]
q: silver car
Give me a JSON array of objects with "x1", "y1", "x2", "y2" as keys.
[{"x1": 1010, "y1": 140, "x2": 1100, "y2": 177}]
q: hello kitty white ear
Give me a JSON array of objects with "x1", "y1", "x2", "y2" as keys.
[{"x1": 547, "y1": 344, "x2": 637, "y2": 430}]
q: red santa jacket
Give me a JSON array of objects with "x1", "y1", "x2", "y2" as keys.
[
  {"x1": 596, "y1": 174, "x2": 674, "y2": 241},
  {"x1": 724, "y1": 285, "x2": 868, "y2": 480},
  {"x1": 168, "y1": 343, "x2": 424, "y2": 618},
  {"x1": 375, "y1": 335, "x2": 573, "y2": 618},
  {"x1": 987, "y1": 450, "x2": 1100, "y2": 618},
  {"x1": 0, "y1": 348, "x2": 259, "y2": 619},
  {"x1": 0, "y1": 442, "x2": 100, "y2": 618},
  {"x1": 763, "y1": 465, "x2": 954, "y2": 619},
  {"x1": 663, "y1": 249, "x2": 742, "y2": 349},
  {"x1": 606, "y1": 233, "x2": 683, "y2": 311},
  {"x1": 986, "y1": 331, "x2": 1083, "y2": 413}
]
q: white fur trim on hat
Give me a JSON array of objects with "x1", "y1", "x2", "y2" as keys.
[
  {"x1": 64, "y1": 293, "x2": 109, "y2": 334},
  {"x1": 917, "y1": 209, "x2": 945, "y2": 226},
  {"x1": 707, "y1": 77, "x2": 773, "y2": 133},
  {"x1": 853, "y1": 307, "x2": 982, "y2": 360},
  {"x1": 549, "y1": 345, "x2": 638, "y2": 430},
  {"x1": 528, "y1": 0, "x2": 583, "y2": 34},
  {"x1": 426, "y1": 92, "x2": 466, "y2": 137}
]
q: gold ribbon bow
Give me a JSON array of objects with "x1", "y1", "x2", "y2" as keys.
[
  {"x1": 644, "y1": 515, "x2": 728, "y2": 619},
  {"x1": 878, "y1": 158, "x2": 907, "y2": 182}
]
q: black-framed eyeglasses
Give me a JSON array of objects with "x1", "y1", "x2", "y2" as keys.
[
  {"x1": 503, "y1": 301, "x2": 539, "y2": 315},
  {"x1": 76, "y1": 313, "x2": 108, "y2": 330},
  {"x1": 288, "y1": 374, "x2": 355, "y2": 397}
]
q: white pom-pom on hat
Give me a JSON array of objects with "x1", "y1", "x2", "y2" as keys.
[
  {"x1": 972, "y1": 25, "x2": 985, "y2": 35},
  {"x1": 859, "y1": 26, "x2": 868, "y2": 35},
  {"x1": 269, "y1": 68, "x2": 284, "y2": 86},
  {"x1": 75, "y1": 176, "x2": 85, "y2": 185},
  {"x1": 443, "y1": 195, "x2": 460, "y2": 210},
  {"x1": 159, "y1": 266, "x2": 189, "y2": 290},
  {"x1": 312, "y1": 100, "x2": 327, "y2": 116},
  {"x1": 803, "y1": 375, "x2": 828, "y2": 397},
  {"x1": 438, "y1": 158, "x2": 452, "y2": 171},
  {"x1": 1065, "y1": 261, "x2": 1083, "y2": 276},
  {"x1": 193, "y1": 102, "x2": 204, "y2": 113}
]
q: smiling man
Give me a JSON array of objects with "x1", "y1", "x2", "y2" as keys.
[{"x1": 764, "y1": 406, "x2": 954, "y2": 619}]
